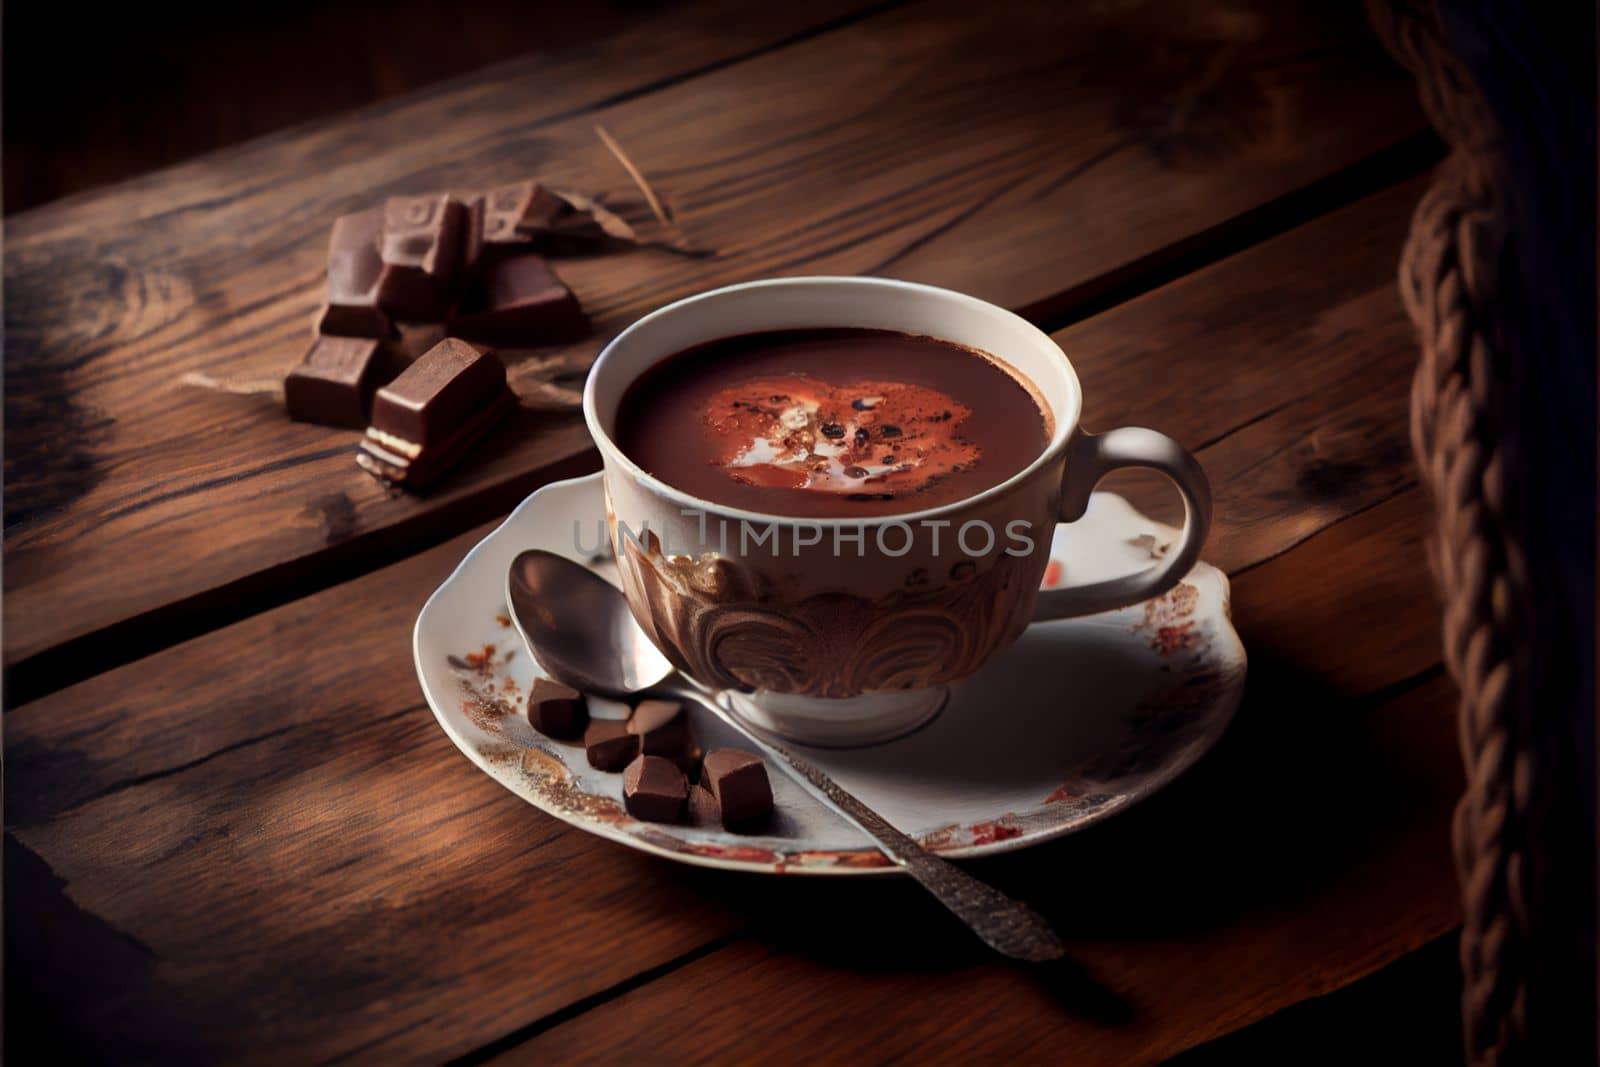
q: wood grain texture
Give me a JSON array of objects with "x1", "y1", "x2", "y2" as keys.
[
  {"x1": 6, "y1": 490, "x2": 1447, "y2": 1065},
  {"x1": 0, "y1": 0, "x2": 878, "y2": 678},
  {"x1": 1058, "y1": 176, "x2": 1427, "y2": 575},
  {"x1": 6, "y1": 1, "x2": 825, "y2": 213},
  {"x1": 3, "y1": 0, "x2": 1425, "y2": 692},
  {"x1": 6, "y1": 525, "x2": 748, "y2": 1066},
  {"x1": 6, "y1": 177, "x2": 1427, "y2": 821},
  {"x1": 1167, "y1": 932, "x2": 1462, "y2": 1065},
  {"x1": 7, "y1": 179, "x2": 1438, "y2": 1062}
]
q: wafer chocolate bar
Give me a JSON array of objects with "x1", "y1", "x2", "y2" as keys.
[{"x1": 356, "y1": 338, "x2": 513, "y2": 490}]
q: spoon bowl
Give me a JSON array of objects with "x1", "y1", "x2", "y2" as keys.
[{"x1": 506, "y1": 549, "x2": 673, "y2": 697}]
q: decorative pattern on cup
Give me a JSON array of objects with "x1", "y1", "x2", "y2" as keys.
[{"x1": 614, "y1": 529, "x2": 1044, "y2": 699}]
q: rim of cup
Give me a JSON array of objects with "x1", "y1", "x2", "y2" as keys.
[{"x1": 583, "y1": 275, "x2": 1083, "y2": 528}]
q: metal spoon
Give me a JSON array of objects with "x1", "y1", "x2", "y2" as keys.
[{"x1": 506, "y1": 548, "x2": 1066, "y2": 963}]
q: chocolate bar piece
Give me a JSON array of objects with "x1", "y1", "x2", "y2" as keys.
[
  {"x1": 584, "y1": 719, "x2": 638, "y2": 771},
  {"x1": 366, "y1": 338, "x2": 502, "y2": 446},
  {"x1": 356, "y1": 338, "x2": 515, "y2": 490},
  {"x1": 284, "y1": 335, "x2": 387, "y2": 428},
  {"x1": 466, "y1": 181, "x2": 568, "y2": 267},
  {"x1": 318, "y1": 209, "x2": 392, "y2": 338},
  {"x1": 627, "y1": 698, "x2": 699, "y2": 773},
  {"x1": 627, "y1": 699, "x2": 689, "y2": 752},
  {"x1": 465, "y1": 181, "x2": 617, "y2": 266},
  {"x1": 623, "y1": 754, "x2": 688, "y2": 823},
  {"x1": 687, "y1": 784, "x2": 720, "y2": 827},
  {"x1": 377, "y1": 193, "x2": 468, "y2": 320},
  {"x1": 449, "y1": 255, "x2": 587, "y2": 345},
  {"x1": 701, "y1": 749, "x2": 773, "y2": 830},
  {"x1": 527, "y1": 677, "x2": 588, "y2": 740}
]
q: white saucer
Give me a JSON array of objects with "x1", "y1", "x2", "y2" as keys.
[{"x1": 415, "y1": 473, "x2": 1246, "y2": 876}]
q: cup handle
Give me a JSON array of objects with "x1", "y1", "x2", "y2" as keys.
[{"x1": 1032, "y1": 428, "x2": 1212, "y2": 621}]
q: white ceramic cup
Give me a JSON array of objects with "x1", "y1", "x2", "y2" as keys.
[{"x1": 584, "y1": 277, "x2": 1211, "y2": 746}]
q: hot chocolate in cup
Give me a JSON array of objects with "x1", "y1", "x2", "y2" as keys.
[{"x1": 584, "y1": 277, "x2": 1211, "y2": 747}]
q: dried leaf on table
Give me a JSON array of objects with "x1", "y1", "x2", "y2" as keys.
[
  {"x1": 594, "y1": 124, "x2": 673, "y2": 226},
  {"x1": 546, "y1": 188, "x2": 711, "y2": 258},
  {"x1": 547, "y1": 189, "x2": 641, "y2": 243}
]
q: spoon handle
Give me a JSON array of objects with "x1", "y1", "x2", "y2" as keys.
[
  {"x1": 670, "y1": 687, "x2": 1066, "y2": 963},
  {"x1": 766, "y1": 738, "x2": 1066, "y2": 962}
]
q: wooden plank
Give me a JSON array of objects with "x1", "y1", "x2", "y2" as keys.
[
  {"x1": 1166, "y1": 933, "x2": 1462, "y2": 1065},
  {"x1": 7, "y1": 175, "x2": 1427, "y2": 822},
  {"x1": 1058, "y1": 177, "x2": 1426, "y2": 574},
  {"x1": 494, "y1": 494, "x2": 1458, "y2": 1067},
  {"x1": 0, "y1": 0, "x2": 883, "y2": 690},
  {"x1": 3, "y1": 0, "x2": 1428, "y2": 693},
  {"x1": 6, "y1": 180, "x2": 1436, "y2": 1061},
  {"x1": 7, "y1": 2, "x2": 885, "y2": 212},
  {"x1": 4, "y1": 0, "x2": 882, "y2": 232},
  {"x1": 7, "y1": 490, "x2": 1446, "y2": 1064}
]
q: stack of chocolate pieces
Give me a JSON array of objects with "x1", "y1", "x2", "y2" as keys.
[
  {"x1": 283, "y1": 181, "x2": 594, "y2": 490},
  {"x1": 525, "y1": 684, "x2": 774, "y2": 832}
]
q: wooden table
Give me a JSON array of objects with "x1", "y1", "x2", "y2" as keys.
[{"x1": 5, "y1": 1, "x2": 1462, "y2": 1061}]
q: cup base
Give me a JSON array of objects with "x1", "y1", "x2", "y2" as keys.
[{"x1": 718, "y1": 686, "x2": 950, "y2": 749}]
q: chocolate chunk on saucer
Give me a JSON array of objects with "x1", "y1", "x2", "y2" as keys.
[
  {"x1": 628, "y1": 699, "x2": 698, "y2": 772},
  {"x1": 356, "y1": 338, "x2": 514, "y2": 491},
  {"x1": 687, "y1": 784, "x2": 721, "y2": 827},
  {"x1": 284, "y1": 334, "x2": 388, "y2": 428},
  {"x1": 623, "y1": 754, "x2": 687, "y2": 823},
  {"x1": 584, "y1": 719, "x2": 639, "y2": 771},
  {"x1": 376, "y1": 193, "x2": 468, "y2": 320},
  {"x1": 449, "y1": 254, "x2": 587, "y2": 345},
  {"x1": 526, "y1": 677, "x2": 587, "y2": 740},
  {"x1": 701, "y1": 748, "x2": 773, "y2": 831},
  {"x1": 318, "y1": 209, "x2": 392, "y2": 339}
]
